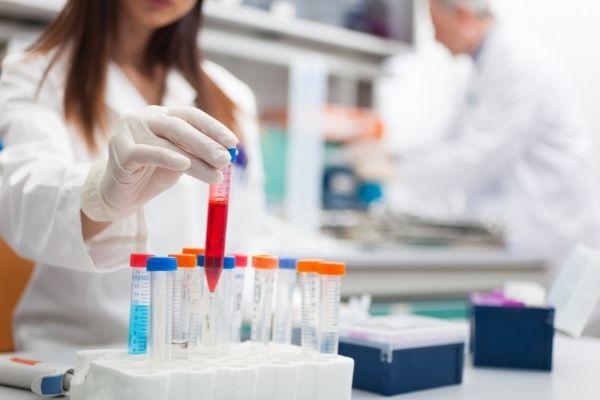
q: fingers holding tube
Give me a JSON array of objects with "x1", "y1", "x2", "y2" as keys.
[
  {"x1": 148, "y1": 136, "x2": 223, "y2": 184},
  {"x1": 166, "y1": 106, "x2": 239, "y2": 149},
  {"x1": 185, "y1": 157, "x2": 224, "y2": 184},
  {"x1": 125, "y1": 144, "x2": 191, "y2": 172},
  {"x1": 145, "y1": 109, "x2": 232, "y2": 169}
]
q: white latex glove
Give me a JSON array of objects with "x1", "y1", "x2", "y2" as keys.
[{"x1": 81, "y1": 105, "x2": 238, "y2": 222}]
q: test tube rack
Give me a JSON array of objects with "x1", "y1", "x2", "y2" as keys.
[{"x1": 69, "y1": 343, "x2": 354, "y2": 400}]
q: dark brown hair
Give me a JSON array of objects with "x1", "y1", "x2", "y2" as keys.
[{"x1": 29, "y1": 0, "x2": 237, "y2": 150}]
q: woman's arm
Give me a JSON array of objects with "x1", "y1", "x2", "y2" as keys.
[
  {"x1": 0, "y1": 55, "x2": 145, "y2": 271},
  {"x1": 395, "y1": 67, "x2": 538, "y2": 198}
]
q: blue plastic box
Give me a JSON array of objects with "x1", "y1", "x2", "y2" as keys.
[
  {"x1": 471, "y1": 303, "x2": 555, "y2": 371},
  {"x1": 338, "y1": 316, "x2": 467, "y2": 396}
]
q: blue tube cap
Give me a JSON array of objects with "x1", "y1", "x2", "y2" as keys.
[
  {"x1": 228, "y1": 147, "x2": 238, "y2": 163},
  {"x1": 279, "y1": 257, "x2": 298, "y2": 270},
  {"x1": 224, "y1": 255, "x2": 235, "y2": 269},
  {"x1": 147, "y1": 257, "x2": 177, "y2": 272},
  {"x1": 197, "y1": 254, "x2": 205, "y2": 267}
]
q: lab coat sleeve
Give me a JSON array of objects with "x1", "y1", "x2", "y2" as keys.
[
  {"x1": 396, "y1": 65, "x2": 537, "y2": 197},
  {"x1": 0, "y1": 55, "x2": 145, "y2": 271}
]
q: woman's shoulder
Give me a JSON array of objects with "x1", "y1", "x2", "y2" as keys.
[
  {"x1": 1, "y1": 48, "x2": 66, "y2": 104},
  {"x1": 3, "y1": 46, "x2": 66, "y2": 79},
  {"x1": 202, "y1": 60, "x2": 257, "y2": 116}
]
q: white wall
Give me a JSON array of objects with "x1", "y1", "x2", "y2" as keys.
[{"x1": 493, "y1": 1, "x2": 600, "y2": 179}]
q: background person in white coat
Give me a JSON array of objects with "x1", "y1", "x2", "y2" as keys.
[
  {"x1": 383, "y1": 0, "x2": 600, "y2": 268},
  {"x1": 0, "y1": 0, "x2": 266, "y2": 350}
]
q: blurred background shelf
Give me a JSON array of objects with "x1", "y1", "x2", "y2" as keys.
[
  {"x1": 0, "y1": 0, "x2": 412, "y2": 76},
  {"x1": 0, "y1": 0, "x2": 57, "y2": 20},
  {"x1": 204, "y1": 1, "x2": 411, "y2": 58},
  {"x1": 284, "y1": 246, "x2": 548, "y2": 297}
]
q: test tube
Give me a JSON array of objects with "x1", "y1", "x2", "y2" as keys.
[
  {"x1": 216, "y1": 255, "x2": 235, "y2": 350},
  {"x1": 128, "y1": 253, "x2": 153, "y2": 354},
  {"x1": 230, "y1": 254, "x2": 248, "y2": 342},
  {"x1": 196, "y1": 253, "x2": 206, "y2": 342},
  {"x1": 204, "y1": 148, "x2": 238, "y2": 293},
  {"x1": 251, "y1": 255, "x2": 278, "y2": 344},
  {"x1": 318, "y1": 261, "x2": 346, "y2": 354},
  {"x1": 182, "y1": 247, "x2": 205, "y2": 344},
  {"x1": 203, "y1": 148, "x2": 237, "y2": 349},
  {"x1": 169, "y1": 253, "x2": 198, "y2": 359},
  {"x1": 297, "y1": 259, "x2": 322, "y2": 352},
  {"x1": 272, "y1": 257, "x2": 298, "y2": 344},
  {"x1": 147, "y1": 256, "x2": 177, "y2": 366}
]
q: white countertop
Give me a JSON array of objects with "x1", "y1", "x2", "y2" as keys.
[{"x1": 1, "y1": 335, "x2": 598, "y2": 400}]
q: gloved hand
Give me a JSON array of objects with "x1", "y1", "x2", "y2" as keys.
[{"x1": 81, "y1": 105, "x2": 238, "y2": 222}]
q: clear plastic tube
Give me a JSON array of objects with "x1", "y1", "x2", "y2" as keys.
[
  {"x1": 299, "y1": 272, "x2": 319, "y2": 351},
  {"x1": 148, "y1": 257, "x2": 177, "y2": 366},
  {"x1": 181, "y1": 247, "x2": 205, "y2": 347},
  {"x1": 318, "y1": 262, "x2": 346, "y2": 355},
  {"x1": 170, "y1": 254, "x2": 199, "y2": 359},
  {"x1": 319, "y1": 275, "x2": 342, "y2": 354},
  {"x1": 187, "y1": 267, "x2": 202, "y2": 346},
  {"x1": 197, "y1": 255, "x2": 206, "y2": 344},
  {"x1": 204, "y1": 148, "x2": 238, "y2": 293},
  {"x1": 230, "y1": 262, "x2": 246, "y2": 342},
  {"x1": 201, "y1": 290, "x2": 217, "y2": 348},
  {"x1": 171, "y1": 269, "x2": 187, "y2": 356},
  {"x1": 272, "y1": 259, "x2": 297, "y2": 344},
  {"x1": 128, "y1": 266, "x2": 151, "y2": 354},
  {"x1": 203, "y1": 149, "x2": 237, "y2": 350},
  {"x1": 251, "y1": 255, "x2": 277, "y2": 344},
  {"x1": 171, "y1": 269, "x2": 200, "y2": 358},
  {"x1": 216, "y1": 256, "x2": 235, "y2": 350}
]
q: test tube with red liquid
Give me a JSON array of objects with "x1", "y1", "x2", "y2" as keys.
[{"x1": 202, "y1": 147, "x2": 237, "y2": 348}]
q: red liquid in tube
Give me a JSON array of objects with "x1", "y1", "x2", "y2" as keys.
[
  {"x1": 204, "y1": 154, "x2": 234, "y2": 293},
  {"x1": 204, "y1": 199, "x2": 229, "y2": 292}
]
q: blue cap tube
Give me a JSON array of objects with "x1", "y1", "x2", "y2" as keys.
[
  {"x1": 224, "y1": 255, "x2": 236, "y2": 270},
  {"x1": 147, "y1": 257, "x2": 177, "y2": 272},
  {"x1": 279, "y1": 257, "x2": 298, "y2": 270}
]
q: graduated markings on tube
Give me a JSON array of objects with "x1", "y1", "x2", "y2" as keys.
[
  {"x1": 234, "y1": 293, "x2": 242, "y2": 311},
  {"x1": 204, "y1": 313, "x2": 212, "y2": 331}
]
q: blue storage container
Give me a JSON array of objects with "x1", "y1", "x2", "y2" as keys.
[
  {"x1": 471, "y1": 303, "x2": 555, "y2": 371},
  {"x1": 339, "y1": 315, "x2": 467, "y2": 396}
]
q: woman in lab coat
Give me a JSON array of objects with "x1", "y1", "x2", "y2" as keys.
[{"x1": 0, "y1": 0, "x2": 265, "y2": 350}]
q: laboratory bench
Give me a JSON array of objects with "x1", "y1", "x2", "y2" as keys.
[
  {"x1": 0, "y1": 335, "x2": 598, "y2": 400},
  {"x1": 288, "y1": 247, "x2": 548, "y2": 298}
]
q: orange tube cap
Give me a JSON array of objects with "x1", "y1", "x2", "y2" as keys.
[
  {"x1": 168, "y1": 253, "x2": 197, "y2": 268},
  {"x1": 252, "y1": 254, "x2": 278, "y2": 269},
  {"x1": 297, "y1": 259, "x2": 322, "y2": 274},
  {"x1": 182, "y1": 247, "x2": 204, "y2": 255},
  {"x1": 319, "y1": 261, "x2": 346, "y2": 276}
]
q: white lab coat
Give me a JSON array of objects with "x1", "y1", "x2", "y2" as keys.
[
  {"x1": 385, "y1": 23, "x2": 600, "y2": 266},
  {"x1": 0, "y1": 49, "x2": 267, "y2": 351}
]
